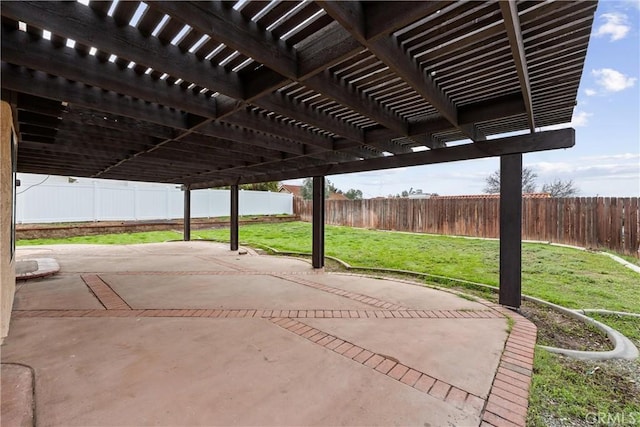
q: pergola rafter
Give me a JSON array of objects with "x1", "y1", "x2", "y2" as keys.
[{"x1": 500, "y1": 0, "x2": 535, "y2": 132}]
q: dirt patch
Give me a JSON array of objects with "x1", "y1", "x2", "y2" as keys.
[
  {"x1": 562, "y1": 357, "x2": 639, "y2": 397},
  {"x1": 520, "y1": 300, "x2": 613, "y2": 351}
]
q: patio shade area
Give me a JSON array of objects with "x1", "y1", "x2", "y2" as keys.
[
  {"x1": 1, "y1": 1, "x2": 595, "y2": 186},
  {"x1": 2, "y1": 242, "x2": 537, "y2": 426}
]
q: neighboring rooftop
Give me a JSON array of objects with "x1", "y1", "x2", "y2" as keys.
[{"x1": 279, "y1": 184, "x2": 303, "y2": 198}]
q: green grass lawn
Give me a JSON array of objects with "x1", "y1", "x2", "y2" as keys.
[
  {"x1": 18, "y1": 230, "x2": 183, "y2": 246},
  {"x1": 590, "y1": 313, "x2": 640, "y2": 348},
  {"x1": 527, "y1": 347, "x2": 640, "y2": 426}
]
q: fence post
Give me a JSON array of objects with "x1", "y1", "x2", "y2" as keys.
[{"x1": 499, "y1": 154, "x2": 522, "y2": 309}]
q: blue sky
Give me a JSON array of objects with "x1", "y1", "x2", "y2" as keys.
[{"x1": 285, "y1": 1, "x2": 640, "y2": 198}]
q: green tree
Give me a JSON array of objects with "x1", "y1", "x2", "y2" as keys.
[
  {"x1": 301, "y1": 178, "x2": 338, "y2": 200},
  {"x1": 217, "y1": 181, "x2": 280, "y2": 192},
  {"x1": 240, "y1": 181, "x2": 280, "y2": 192},
  {"x1": 400, "y1": 188, "x2": 423, "y2": 197},
  {"x1": 344, "y1": 189, "x2": 363, "y2": 200}
]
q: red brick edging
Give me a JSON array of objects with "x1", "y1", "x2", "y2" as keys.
[
  {"x1": 269, "y1": 317, "x2": 485, "y2": 415},
  {"x1": 81, "y1": 275, "x2": 130, "y2": 310},
  {"x1": 480, "y1": 304, "x2": 537, "y2": 427},
  {"x1": 11, "y1": 308, "x2": 501, "y2": 320}
]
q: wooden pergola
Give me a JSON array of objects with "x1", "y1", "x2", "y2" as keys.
[{"x1": 1, "y1": 1, "x2": 597, "y2": 309}]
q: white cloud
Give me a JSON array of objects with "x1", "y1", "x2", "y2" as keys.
[
  {"x1": 580, "y1": 153, "x2": 640, "y2": 162},
  {"x1": 592, "y1": 68, "x2": 636, "y2": 92},
  {"x1": 594, "y1": 12, "x2": 631, "y2": 41},
  {"x1": 540, "y1": 111, "x2": 592, "y2": 131},
  {"x1": 584, "y1": 88, "x2": 597, "y2": 96},
  {"x1": 529, "y1": 160, "x2": 640, "y2": 181},
  {"x1": 571, "y1": 111, "x2": 592, "y2": 127},
  {"x1": 625, "y1": 0, "x2": 640, "y2": 10}
]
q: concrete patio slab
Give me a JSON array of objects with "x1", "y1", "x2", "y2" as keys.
[
  {"x1": 13, "y1": 275, "x2": 104, "y2": 311},
  {"x1": 201, "y1": 254, "x2": 319, "y2": 272},
  {"x1": 15, "y1": 260, "x2": 38, "y2": 275},
  {"x1": 303, "y1": 318, "x2": 507, "y2": 397},
  {"x1": 2, "y1": 317, "x2": 476, "y2": 426},
  {"x1": 103, "y1": 274, "x2": 373, "y2": 310},
  {"x1": 54, "y1": 254, "x2": 238, "y2": 273},
  {"x1": 313, "y1": 274, "x2": 486, "y2": 310},
  {"x1": 2, "y1": 242, "x2": 537, "y2": 427},
  {"x1": 0, "y1": 364, "x2": 33, "y2": 427}
]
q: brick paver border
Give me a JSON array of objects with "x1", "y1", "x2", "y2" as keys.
[
  {"x1": 269, "y1": 317, "x2": 485, "y2": 416},
  {"x1": 81, "y1": 275, "x2": 130, "y2": 310},
  {"x1": 11, "y1": 308, "x2": 502, "y2": 319},
  {"x1": 110, "y1": 270, "x2": 323, "y2": 276},
  {"x1": 479, "y1": 304, "x2": 537, "y2": 427}
]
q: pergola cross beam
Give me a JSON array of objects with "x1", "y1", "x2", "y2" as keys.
[{"x1": 189, "y1": 128, "x2": 575, "y2": 189}]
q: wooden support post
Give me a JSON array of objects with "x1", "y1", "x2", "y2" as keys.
[
  {"x1": 183, "y1": 186, "x2": 191, "y2": 242},
  {"x1": 499, "y1": 154, "x2": 522, "y2": 308},
  {"x1": 312, "y1": 176, "x2": 325, "y2": 268},
  {"x1": 230, "y1": 184, "x2": 239, "y2": 251}
]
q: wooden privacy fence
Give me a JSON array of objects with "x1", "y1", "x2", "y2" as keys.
[{"x1": 293, "y1": 197, "x2": 640, "y2": 257}]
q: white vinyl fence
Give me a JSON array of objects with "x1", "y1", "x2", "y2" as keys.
[{"x1": 16, "y1": 174, "x2": 292, "y2": 224}]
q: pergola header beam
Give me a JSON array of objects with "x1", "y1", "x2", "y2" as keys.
[{"x1": 189, "y1": 128, "x2": 575, "y2": 189}]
